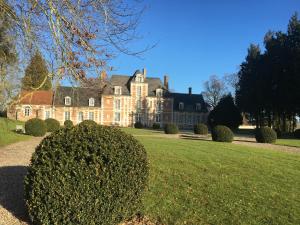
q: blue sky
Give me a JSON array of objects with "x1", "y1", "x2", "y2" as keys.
[{"x1": 109, "y1": 0, "x2": 300, "y2": 94}]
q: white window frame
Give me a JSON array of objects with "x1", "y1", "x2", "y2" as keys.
[
  {"x1": 179, "y1": 102, "x2": 184, "y2": 110},
  {"x1": 114, "y1": 86, "x2": 122, "y2": 95},
  {"x1": 136, "y1": 75, "x2": 143, "y2": 83},
  {"x1": 114, "y1": 112, "x2": 121, "y2": 122},
  {"x1": 137, "y1": 99, "x2": 142, "y2": 109},
  {"x1": 64, "y1": 111, "x2": 71, "y2": 121},
  {"x1": 156, "y1": 101, "x2": 162, "y2": 112},
  {"x1": 137, "y1": 86, "x2": 142, "y2": 97},
  {"x1": 88, "y1": 111, "x2": 94, "y2": 121},
  {"x1": 89, "y1": 98, "x2": 95, "y2": 107},
  {"x1": 65, "y1": 96, "x2": 71, "y2": 106},
  {"x1": 45, "y1": 110, "x2": 51, "y2": 119},
  {"x1": 78, "y1": 112, "x2": 84, "y2": 123},
  {"x1": 156, "y1": 89, "x2": 163, "y2": 97},
  {"x1": 114, "y1": 99, "x2": 121, "y2": 110},
  {"x1": 24, "y1": 106, "x2": 31, "y2": 116}
]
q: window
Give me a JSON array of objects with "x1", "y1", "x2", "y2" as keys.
[
  {"x1": 89, "y1": 112, "x2": 94, "y2": 121},
  {"x1": 155, "y1": 113, "x2": 161, "y2": 123},
  {"x1": 114, "y1": 112, "x2": 120, "y2": 122},
  {"x1": 65, "y1": 96, "x2": 71, "y2": 106},
  {"x1": 137, "y1": 86, "x2": 142, "y2": 97},
  {"x1": 156, "y1": 101, "x2": 162, "y2": 112},
  {"x1": 136, "y1": 75, "x2": 143, "y2": 83},
  {"x1": 196, "y1": 103, "x2": 201, "y2": 111},
  {"x1": 45, "y1": 111, "x2": 51, "y2": 119},
  {"x1": 64, "y1": 111, "x2": 70, "y2": 121},
  {"x1": 179, "y1": 102, "x2": 184, "y2": 110},
  {"x1": 115, "y1": 99, "x2": 121, "y2": 110},
  {"x1": 136, "y1": 113, "x2": 141, "y2": 122},
  {"x1": 156, "y1": 89, "x2": 163, "y2": 97},
  {"x1": 89, "y1": 98, "x2": 95, "y2": 107},
  {"x1": 137, "y1": 99, "x2": 142, "y2": 109},
  {"x1": 24, "y1": 106, "x2": 31, "y2": 116},
  {"x1": 78, "y1": 112, "x2": 84, "y2": 122},
  {"x1": 114, "y1": 86, "x2": 122, "y2": 95}
]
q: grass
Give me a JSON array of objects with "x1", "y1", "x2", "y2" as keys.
[
  {"x1": 276, "y1": 139, "x2": 300, "y2": 148},
  {"x1": 0, "y1": 117, "x2": 30, "y2": 147},
  {"x1": 123, "y1": 128, "x2": 300, "y2": 225}
]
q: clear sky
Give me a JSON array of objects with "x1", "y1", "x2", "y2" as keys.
[{"x1": 110, "y1": 0, "x2": 300, "y2": 94}]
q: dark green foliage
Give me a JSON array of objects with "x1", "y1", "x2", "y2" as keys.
[
  {"x1": 24, "y1": 124, "x2": 149, "y2": 225},
  {"x1": 152, "y1": 123, "x2": 160, "y2": 130},
  {"x1": 79, "y1": 120, "x2": 97, "y2": 127},
  {"x1": 294, "y1": 129, "x2": 300, "y2": 139},
  {"x1": 208, "y1": 94, "x2": 243, "y2": 129},
  {"x1": 211, "y1": 125, "x2": 233, "y2": 143},
  {"x1": 22, "y1": 51, "x2": 52, "y2": 90},
  {"x1": 25, "y1": 118, "x2": 47, "y2": 136},
  {"x1": 64, "y1": 120, "x2": 73, "y2": 128},
  {"x1": 44, "y1": 118, "x2": 60, "y2": 132},
  {"x1": 194, "y1": 123, "x2": 208, "y2": 135},
  {"x1": 134, "y1": 121, "x2": 143, "y2": 129},
  {"x1": 164, "y1": 123, "x2": 179, "y2": 134},
  {"x1": 255, "y1": 127, "x2": 277, "y2": 143}
]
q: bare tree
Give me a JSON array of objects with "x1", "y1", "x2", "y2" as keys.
[{"x1": 202, "y1": 75, "x2": 227, "y2": 108}]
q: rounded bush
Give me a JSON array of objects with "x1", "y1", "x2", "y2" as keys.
[
  {"x1": 211, "y1": 125, "x2": 233, "y2": 142},
  {"x1": 79, "y1": 120, "x2": 97, "y2": 127},
  {"x1": 134, "y1": 121, "x2": 143, "y2": 129},
  {"x1": 255, "y1": 127, "x2": 277, "y2": 143},
  {"x1": 294, "y1": 129, "x2": 300, "y2": 139},
  {"x1": 194, "y1": 123, "x2": 208, "y2": 135},
  {"x1": 64, "y1": 119, "x2": 73, "y2": 127},
  {"x1": 45, "y1": 118, "x2": 60, "y2": 132},
  {"x1": 24, "y1": 124, "x2": 149, "y2": 225},
  {"x1": 152, "y1": 123, "x2": 160, "y2": 130},
  {"x1": 25, "y1": 118, "x2": 47, "y2": 137},
  {"x1": 164, "y1": 123, "x2": 179, "y2": 134}
]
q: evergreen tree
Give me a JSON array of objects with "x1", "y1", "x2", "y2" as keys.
[
  {"x1": 22, "y1": 51, "x2": 52, "y2": 90},
  {"x1": 208, "y1": 94, "x2": 243, "y2": 130}
]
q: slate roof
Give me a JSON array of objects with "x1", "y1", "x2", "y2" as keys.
[
  {"x1": 53, "y1": 86, "x2": 101, "y2": 107},
  {"x1": 19, "y1": 90, "x2": 53, "y2": 105},
  {"x1": 103, "y1": 75, "x2": 164, "y2": 96},
  {"x1": 167, "y1": 92, "x2": 209, "y2": 113}
]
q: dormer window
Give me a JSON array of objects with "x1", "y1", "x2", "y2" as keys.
[
  {"x1": 156, "y1": 89, "x2": 163, "y2": 97},
  {"x1": 89, "y1": 98, "x2": 95, "y2": 107},
  {"x1": 179, "y1": 102, "x2": 184, "y2": 110},
  {"x1": 136, "y1": 75, "x2": 144, "y2": 83},
  {"x1": 114, "y1": 86, "x2": 122, "y2": 95},
  {"x1": 196, "y1": 103, "x2": 201, "y2": 111},
  {"x1": 65, "y1": 96, "x2": 71, "y2": 106}
]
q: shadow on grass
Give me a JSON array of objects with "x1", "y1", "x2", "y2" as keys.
[
  {"x1": 0, "y1": 166, "x2": 30, "y2": 223},
  {"x1": 180, "y1": 134, "x2": 212, "y2": 142}
]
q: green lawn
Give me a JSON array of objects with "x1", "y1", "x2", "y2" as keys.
[
  {"x1": 0, "y1": 117, "x2": 30, "y2": 146},
  {"x1": 123, "y1": 129, "x2": 300, "y2": 225},
  {"x1": 276, "y1": 139, "x2": 300, "y2": 148},
  {"x1": 120, "y1": 127, "x2": 163, "y2": 136}
]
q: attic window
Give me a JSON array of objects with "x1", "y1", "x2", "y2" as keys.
[
  {"x1": 89, "y1": 98, "x2": 95, "y2": 107},
  {"x1": 179, "y1": 102, "x2": 184, "y2": 110},
  {"x1": 136, "y1": 75, "x2": 144, "y2": 83},
  {"x1": 196, "y1": 103, "x2": 201, "y2": 111},
  {"x1": 156, "y1": 89, "x2": 163, "y2": 97},
  {"x1": 65, "y1": 96, "x2": 71, "y2": 106},
  {"x1": 114, "y1": 86, "x2": 122, "y2": 95}
]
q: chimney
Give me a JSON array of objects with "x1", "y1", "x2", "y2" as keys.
[
  {"x1": 142, "y1": 68, "x2": 147, "y2": 77},
  {"x1": 188, "y1": 87, "x2": 192, "y2": 95},
  {"x1": 164, "y1": 75, "x2": 169, "y2": 89}
]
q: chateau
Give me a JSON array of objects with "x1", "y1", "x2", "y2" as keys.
[{"x1": 8, "y1": 69, "x2": 209, "y2": 128}]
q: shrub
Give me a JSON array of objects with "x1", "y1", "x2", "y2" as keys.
[
  {"x1": 152, "y1": 123, "x2": 160, "y2": 130},
  {"x1": 78, "y1": 120, "x2": 97, "y2": 127},
  {"x1": 294, "y1": 129, "x2": 300, "y2": 139},
  {"x1": 255, "y1": 127, "x2": 277, "y2": 143},
  {"x1": 45, "y1": 118, "x2": 60, "y2": 132},
  {"x1": 211, "y1": 125, "x2": 233, "y2": 142},
  {"x1": 194, "y1": 123, "x2": 208, "y2": 135},
  {"x1": 64, "y1": 119, "x2": 73, "y2": 128},
  {"x1": 164, "y1": 123, "x2": 179, "y2": 134},
  {"x1": 25, "y1": 118, "x2": 47, "y2": 137},
  {"x1": 24, "y1": 124, "x2": 149, "y2": 225},
  {"x1": 134, "y1": 121, "x2": 143, "y2": 129}
]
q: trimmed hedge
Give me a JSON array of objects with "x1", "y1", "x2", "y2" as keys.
[
  {"x1": 194, "y1": 123, "x2": 208, "y2": 135},
  {"x1": 134, "y1": 121, "x2": 143, "y2": 129},
  {"x1": 152, "y1": 123, "x2": 160, "y2": 130},
  {"x1": 294, "y1": 129, "x2": 300, "y2": 139},
  {"x1": 211, "y1": 125, "x2": 233, "y2": 142},
  {"x1": 64, "y1": 120, "x2": 73, "y2": 128},
  {"x1": 255, "y1": 127, "x2": 277, "y2": 143},
  {"x1": 24, "y1": 124, "x2": 149, "y2": 225},
  {"x1": 25, "y1": 118, "x2": 47, "y2": 137},
  {"x1": 79, "y1": 120, "x2": 97, "y2": 127},
  {"x1": 164, "y1": 123, "x2": 179, "y2": 134},
  {"x1": 45, "y1": 118, "x2": 60, "y2": 132}
]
